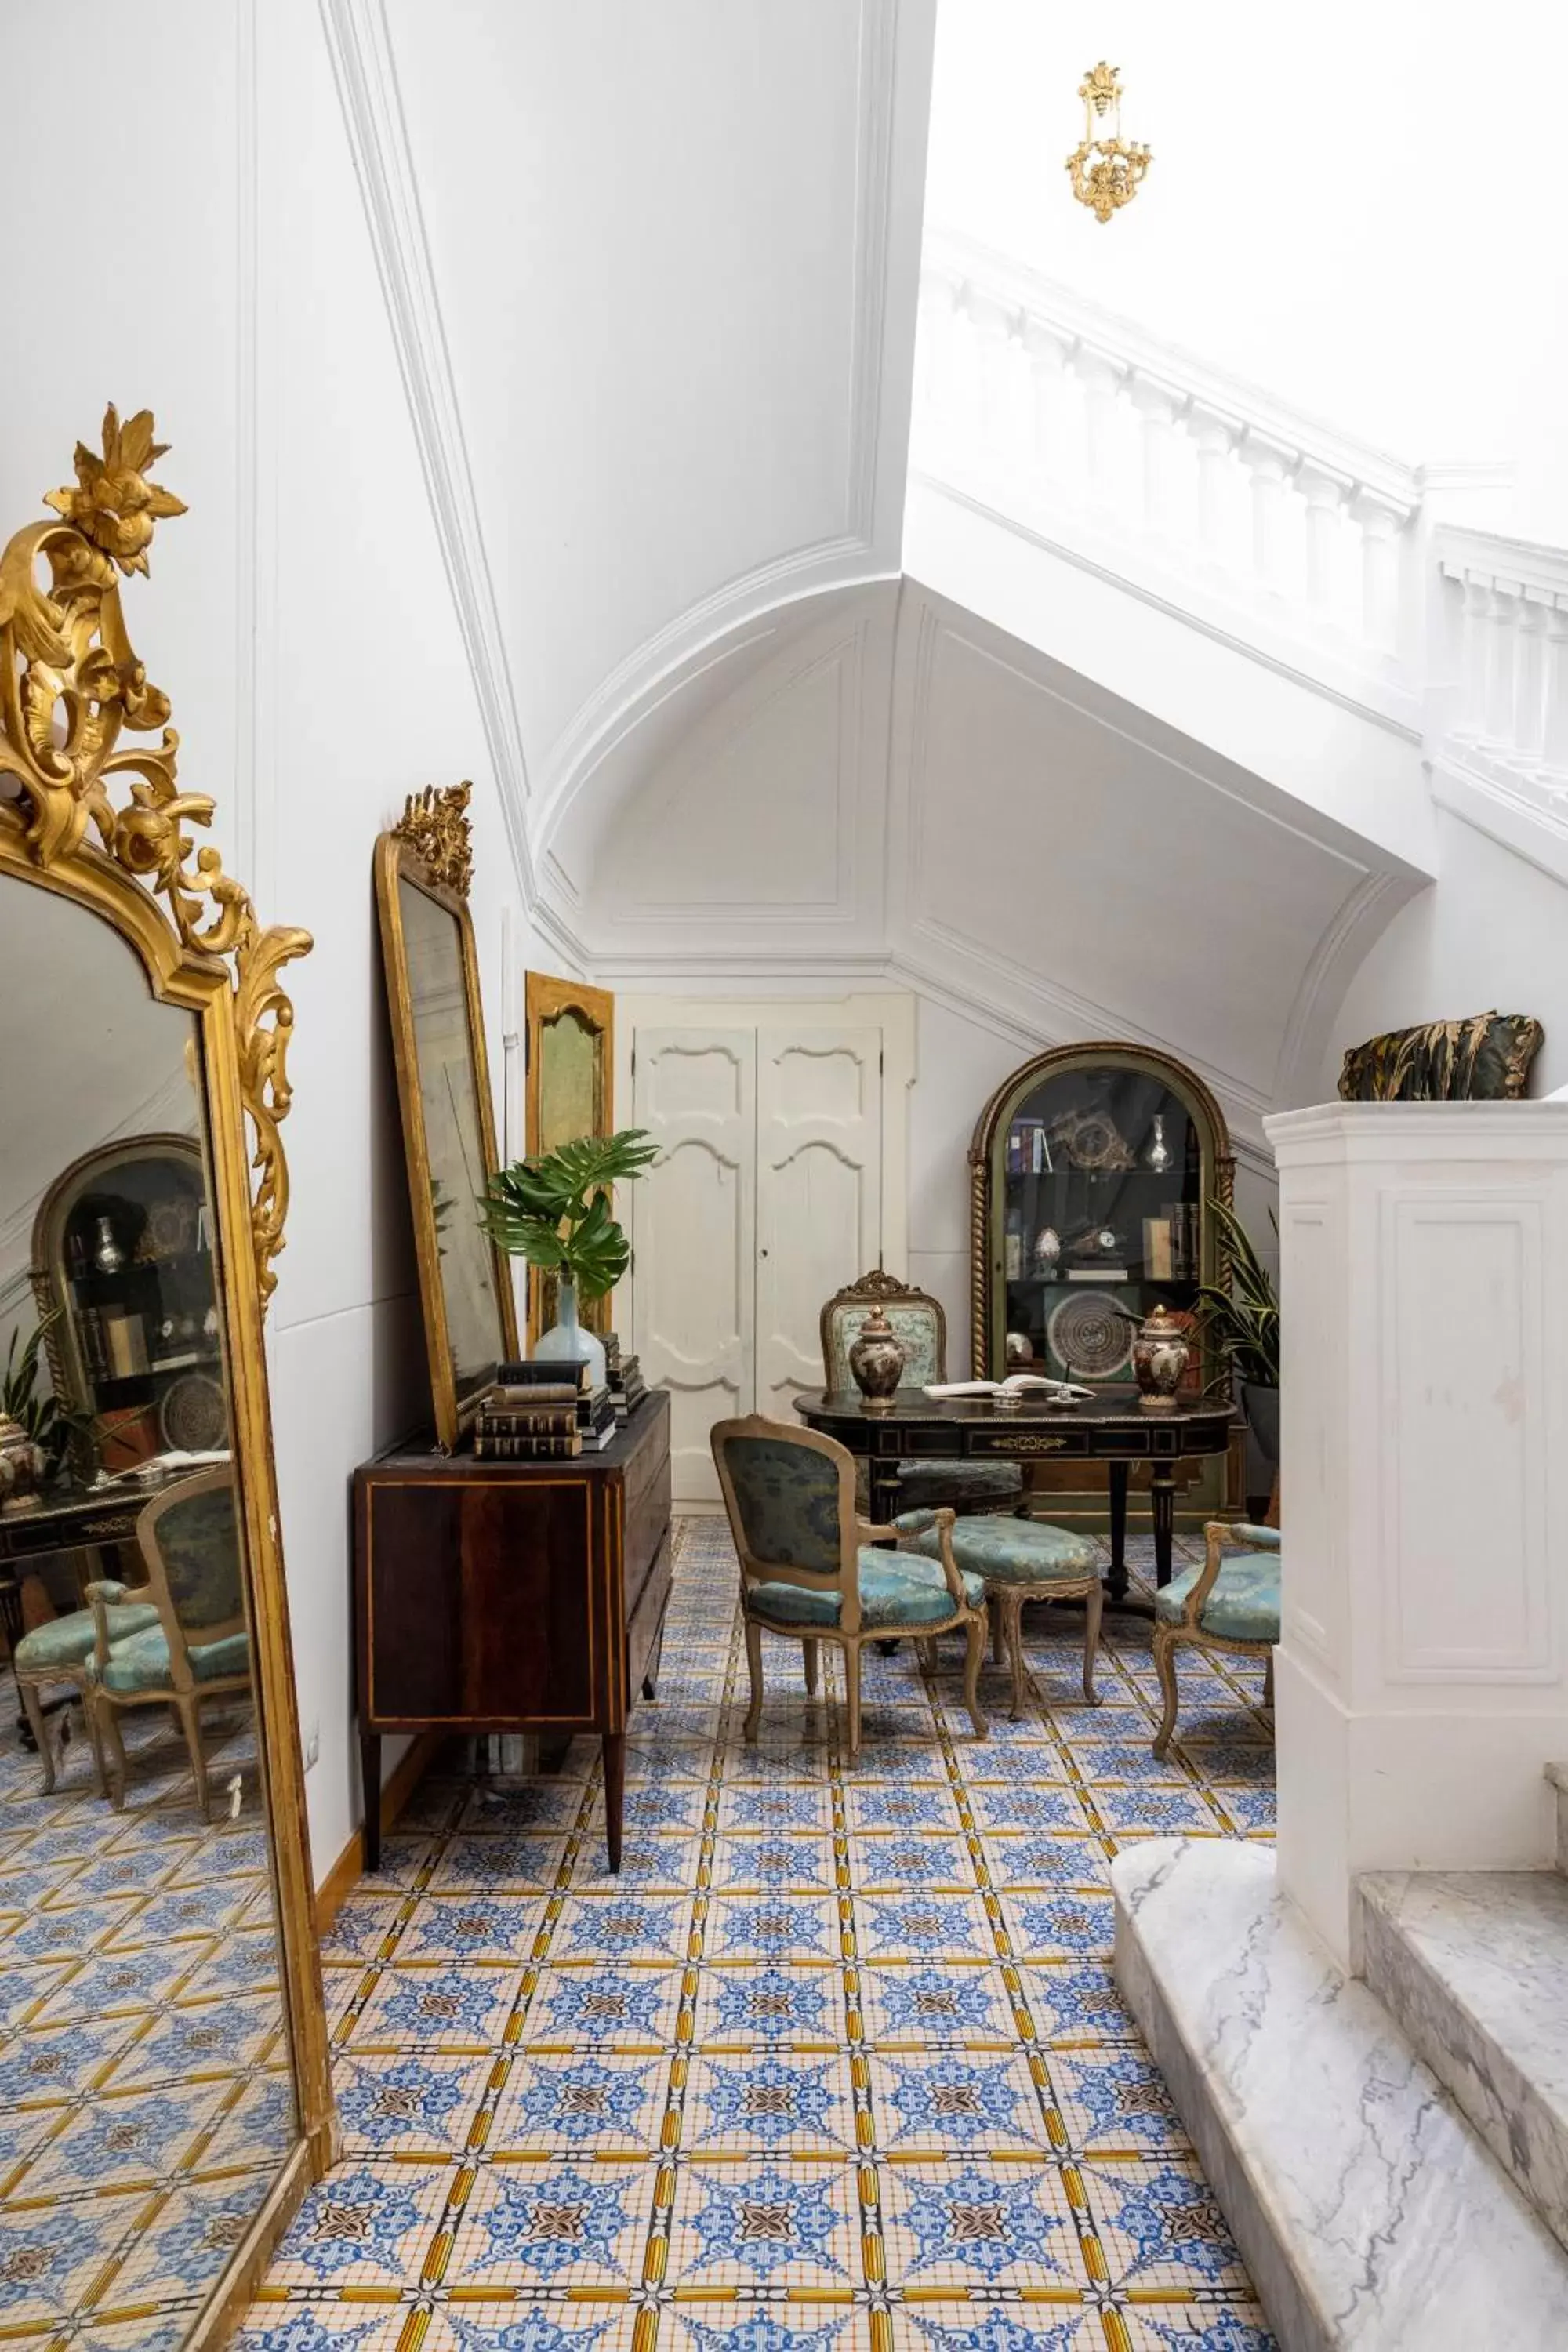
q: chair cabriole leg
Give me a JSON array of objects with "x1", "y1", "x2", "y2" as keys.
[
  {"x1": 744, "y1": 1618, "x2": 764, "y2": 1743},
  {"x1": 1152, "y1": 1628, "x2": 1181, "y2": 1757},
  {"x1": 1007, "y1": 1590, "x2": 1025, "y2": 1722},
  {"x1": 19, "y1": 1681, "x2": 54, "y2": 1794},
  {"x1": 963, "y1": 1608, "x2": 989, "y2": 1740},
  {"x1": 802, "y1": 1637, "x2": 819, "y2": 1696},
  {"x1": 1083, "y1": 1574, "x2": 1104, "y2": 1705},
  {"x1": 844, "y1": 1638, "x2": 862, "y2": 1762}
]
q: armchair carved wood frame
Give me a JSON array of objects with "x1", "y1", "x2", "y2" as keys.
[
  {"x1": 1152, "y1": 1519, "x2": 1280, "y2": 1758},
  {"x1": 712, "y1": 1415, "x2": 990, "y2": 1763}
]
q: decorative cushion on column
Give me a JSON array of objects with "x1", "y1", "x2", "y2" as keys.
[
  {"x1": 1155, "y1": 1550, "x2": 1281, "y2": 1644},
  {"x1": 749, "y1": 1549, "x2": 986, "y2": 1631},
  {"x1": 893, "y1": 1457, "x2": 1025, "y2": 1512},
  {"x1": 895, "y1": 1510, "x2": 1100, "y2": 1585}
]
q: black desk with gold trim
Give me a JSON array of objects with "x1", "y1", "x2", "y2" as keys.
[{"x1": 792, "y1": 1387, "x2": 1239, "y2": 1599}]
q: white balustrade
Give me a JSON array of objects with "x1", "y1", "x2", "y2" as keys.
[
  {"x1": 913, "y1": 228, "x2": 1568, "y2": 849},
  {"x1": 912, "y1": 229, "x2": 1423, "y2": 686},
  {"x1": 1438, "y1": 532, "x2": 1568, "y2": 811}
]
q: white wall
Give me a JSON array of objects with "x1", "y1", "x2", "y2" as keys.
[
  {"x1": 0, "y1": 0, "x2": 551, "y2": 1885},
  {"x1": 925, "y1": 0, "x2": 1568, "y2": 493},
  {"x1": 1329, "y1": 809, "x2": 1568, "y2": 1100}
]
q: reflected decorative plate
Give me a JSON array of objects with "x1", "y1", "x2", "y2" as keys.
[
  {"x1": 158, "y1": 1370, "x2": 228, "y2": 1454},
  {"x1": 1047, "y1": 1290, "x2": 1133, "y2": 1380}
]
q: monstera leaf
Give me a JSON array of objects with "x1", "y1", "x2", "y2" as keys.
[{"x1": 478, "y1": 1127, "x2": 657, "y2": 1303}]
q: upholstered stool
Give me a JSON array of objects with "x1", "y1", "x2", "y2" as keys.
[
  {"x1": 1152, "y1": 1522, "x2": 1280, "y2": 1757},
  {"x1": 13, "y1": 1597, "x2": 159, "y2": 1794},
  {"x1": 893, "y1": 1457, "x2": 1025, "y2": 1515},
  {"x1": 898, "y1": 1508, "x2": 1103, "y2": 1717}
]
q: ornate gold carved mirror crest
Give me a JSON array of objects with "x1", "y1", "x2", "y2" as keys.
[{"x1": 0, "y1": 409, "x2": 332, "y2": 2342}]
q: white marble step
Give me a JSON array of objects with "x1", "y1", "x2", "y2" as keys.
[
  {"x1": 1358, "y1": 1867, "x2": 1568, "y2": 2258},
  {"x1": 1112, "y1": 1838, "x2": 1568, "y2": 2352},
  {"x1": 1547, "y1": 1759, "x2": 1568, "y2": 1872}
]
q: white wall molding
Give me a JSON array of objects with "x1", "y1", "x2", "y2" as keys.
[{"x1": 318, "y1": 0, "x2": 535, "y2": 906}]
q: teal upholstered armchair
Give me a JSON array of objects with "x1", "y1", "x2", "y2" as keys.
[
  {"x1": 11, "y1": 1588, "x2": 162, "y2": 1795},
  {"x1": 84, "y1": 1465, "x2": 251, "y2": 1816},
  {"x1": 1152, "y1": 1519, "x2": 1280, "y2": 1756},
  {"x1": 819, "y1": 1271, "x2": 1025, "y2": 1517},
  {"x1": 711, "y1": 1414, "x2": 989, "y2": 1760}
]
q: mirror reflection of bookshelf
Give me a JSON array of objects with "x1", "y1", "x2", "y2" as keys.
[{"x1": 34, "y1": 1137, "x2": 225, "y2": 1474}]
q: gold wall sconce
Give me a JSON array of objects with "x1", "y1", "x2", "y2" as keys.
[{"x1": 1067, "y1": 61, "x2": 1152, "y2": 223}]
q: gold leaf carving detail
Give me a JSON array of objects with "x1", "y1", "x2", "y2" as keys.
[
  {"x1": 0, "y1": 411, "x2": 310, "y2": 1314},
  {"x1": 392, "y1": 781, "x2": 474, "y2": 898}
]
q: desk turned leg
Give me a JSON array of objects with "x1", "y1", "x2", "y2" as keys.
[
  {"x1": 1105, "y1": 1463, "x2": 1129, "y2": 1604},
  {"x1": 1152, "y1": 1469, "x2": 1176, "y2": 1588},
  {"x1": 360, "y1": 1732, "x2": 382, "y2": 1872},
  {"x1": 604, "y1": 1731, "x2": 626, "y2": 1874}
]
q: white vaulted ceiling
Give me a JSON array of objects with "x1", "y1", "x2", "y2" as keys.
[
  {"x1": 348, "y1": 0, "x2": 936, "y2": 869},
  {"x1": 321, "y1": 0, "x2": 1428, "y2": 1145}
]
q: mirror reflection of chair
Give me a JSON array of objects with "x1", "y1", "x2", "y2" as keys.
[
  {"x1": 11, "y1": 1588, "x2": 161, "y2": 1795},
  {"x1": 1152, "y1": 1519, "x2": 1281, "y2": 1756},
  {"x1": 819, "y1": 1269, "x2": 1025, "y2": 1517},
  {"x1": 711, "y1": 1414, "x2": 990, "y2": 1761},
  {"x1": 84, "y1": 1465, "x2": 249, "y2": 1817}
]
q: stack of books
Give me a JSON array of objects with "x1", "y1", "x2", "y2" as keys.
[
  {"x1": 474, "y1": 1361, "x2": 617, "y2": 1458},
  {"x1": 602, "y1": 1333, "x2": 648, "y2": 1424}
]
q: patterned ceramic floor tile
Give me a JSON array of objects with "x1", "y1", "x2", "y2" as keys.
[{"x1": 233, "y1": 1515, "x2": 1276, "y2": 2350}]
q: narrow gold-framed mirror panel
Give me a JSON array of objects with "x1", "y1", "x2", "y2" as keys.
[
  {"x1": 524, "y1": 971, "x2": 615, "y2": 1348},
  {"x1": 0, "y1": 410, "x2": 333, "y2": 2343},
  {"x1": 374, "y1": 787, "x2": 518, "y2": 1450}
]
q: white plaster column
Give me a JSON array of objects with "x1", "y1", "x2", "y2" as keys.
[
  {"x1": 1076, "y1": 348, "x2": 1125, "y2": 503},
  {"x1": 1482, "y1": 580, "x2": 1522, "y2": 745},
  {"x1": 1295, "y1": 463, "x2": 1350, "y2": 615},
  {"x1": 1240, "y1": 432, "x2": 1294, "y2": 591},
  {"x1": 1511, "y1": 592, "x2": 1549, "y2": 768},
  {"x1": 1452, "y1": 572, "x2": 1493, "y2": 739},
  {"x1": 1351, "y1": 492, "x2": 1405, "y2": 652},
  {"x1": 1185, "y1": 402, "x2": 1237, "y2": 566},
  {"x1": 1127, "y1": 377, "x2": 1181, "y2": 538},
  {"x1": 1023, "y1": 318, "x2": 1073, "y2": 488},
  {"x1": 967, "y1": 289, "x2": 1019, "y2": 464},
  {"x1": 1267, "y1": 1102, "x2": 1568, "y2": 1972},
  {"x1": 1541, "y1": 600, "x2": 1568, "y2": 779}
]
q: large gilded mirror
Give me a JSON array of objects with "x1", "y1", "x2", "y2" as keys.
[
  {"x1": 0, "y1": 409, "x2": 331, "y2": 2345},
  {"x1": 375, "y1": 789, "x2": 517, "y2": 1449}
]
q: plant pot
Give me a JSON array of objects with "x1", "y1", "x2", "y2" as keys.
[
  {"x1": 533, "y1": 1275, "x2": 607, "y2": 1390},
  {"x1": 1242, "y1": 1381, "x2": 1279, "y2": 1465}
]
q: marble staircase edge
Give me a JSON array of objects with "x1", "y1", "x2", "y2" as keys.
[
  {"x1": 1356, "y1": 1866, "x2": 1568, "y2": 2258},
  {"x1": 1111, "y1": 1837, "x2": 1568, "y2": 2352}
]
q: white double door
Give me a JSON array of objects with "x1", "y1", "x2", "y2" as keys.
[{"x1": 628, "y1": 1018, "x2": 887, "y2": 1504}]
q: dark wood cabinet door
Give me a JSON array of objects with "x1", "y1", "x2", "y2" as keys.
[{"x1": 361, "y1": 1475, "x2": 599, "y2": 1725}]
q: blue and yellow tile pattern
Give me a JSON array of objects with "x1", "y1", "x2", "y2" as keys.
[
  {"x1": 0, "y1": 1697, "x2": 291, "y2": 2349},
  {"x1": 244, "y1": 1517, "x2": 1276, "y2": 2351}
]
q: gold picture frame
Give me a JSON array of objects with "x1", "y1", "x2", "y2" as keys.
[
  {"x1": 375, "y1": 786, "x2": 518, "y2": 1450},
  {"x1": 524, "y1": 969, "x2": 615, "y2": 1349},
  {"x1": 0, "y1": 407, "x2": 334, "y2": 2330}
]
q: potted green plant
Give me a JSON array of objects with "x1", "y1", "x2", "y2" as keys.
[
  {"x1": 478, "y1": 1128, "x2": 659, "y2": 1385},
  {"x1": 1195, "y1": 1198, "x2": 1280, "y2": 1465},
  {"x1": 2, "y1": 1311, "x2": 82, "y2": 1502}
]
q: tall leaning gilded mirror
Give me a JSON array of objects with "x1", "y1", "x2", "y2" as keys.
[
  {"x1": 375, "y1": 788, "x2": 517, "y2": 1450},
  {"x1": 0, "y1": 409, "x2": 332, "y2": 2345}
]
